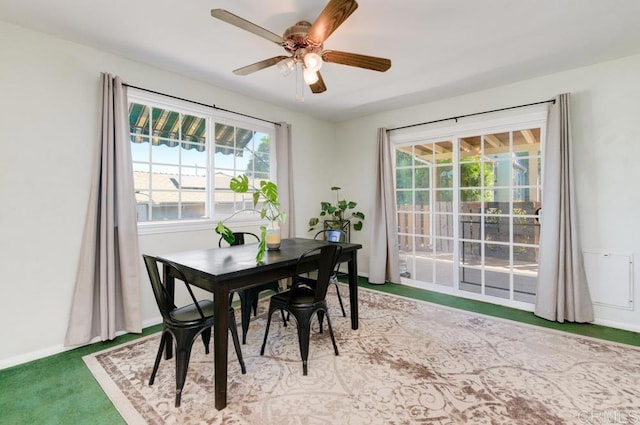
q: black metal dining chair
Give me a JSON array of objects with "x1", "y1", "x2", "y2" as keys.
[
  {"x1": 143, "y1": 254, "x2": 246, "y2": 407},
  {"x1": 260, "y1": 244, "x2": 342, "y2": 375},
  {"x1": 219, "y1": 232, "x2": 281, "y2": 343},
  {"x1": 313, "y1": 229, "x2": 347, "y2": 317}
]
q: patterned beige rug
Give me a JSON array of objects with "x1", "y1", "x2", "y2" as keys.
[{"x1": 84, "y1": 287, "x2": 640, "y2": 424}]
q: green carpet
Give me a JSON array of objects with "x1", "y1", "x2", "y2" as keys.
[
  {"x1": 0, "y1": 325, "x2": 160, "y2": 425},
  {"x1": 0, "y1": 280, "x2": 637, "y2": 424},
  {"x1": 358, "y1": 279, "x2": 640, "y2": 346}
]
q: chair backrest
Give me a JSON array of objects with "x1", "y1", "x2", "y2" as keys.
[
  {"x1": 292, "y1": 244, "x2": 342, "y2": 303},
  {"x1": 314, "y1": 229, "x2": 346, "y2": 243},
  {"x1": 143, "y1": 254, "x2": 205, "y2": 321},
  {"x1": 218, "y1": 231, "x2": 260, "y2": 247}
]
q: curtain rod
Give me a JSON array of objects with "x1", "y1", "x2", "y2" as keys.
[
  {"x1": 123, "y1": 83, "x2": 281, "y2": 126},
  {"x1": 387, "y1": 98, "x2": 555, "y2": 132}
]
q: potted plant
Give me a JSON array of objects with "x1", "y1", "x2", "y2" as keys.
[
  {"x1": 215, "y1": 174, "x2": 285, "y2": 262},
  {"x1": 308, "y1": 186, "x2": 365, "y2": 241}
]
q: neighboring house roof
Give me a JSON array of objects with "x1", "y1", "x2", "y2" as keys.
[{"x1": 134, "y1": 171, "x2": 238, "y2": 204}]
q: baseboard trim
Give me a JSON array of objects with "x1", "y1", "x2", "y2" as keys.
[
  {"x1": 592, "y1": 318, "x2": 640, "y2": 333},
  {"x1": 0, "y1": 316, "x2": 162, "y2": 371},
  {"x1": 0, "y1": 344, "x2": 68, "y2": 370}
]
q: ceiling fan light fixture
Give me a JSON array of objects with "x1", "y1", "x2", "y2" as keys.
[
  {"x1": 303, "y1": 66, "x2": 319, "y2": 85},
  {"x1": 212, "y1": 0, "x2": 391, "y2": 95},
  {"x1": 303, "y1": 52, "x2": 322, "y2": 72},
  {"x1": 277, "y1": 58, "x2": 296, "y2": 77}
]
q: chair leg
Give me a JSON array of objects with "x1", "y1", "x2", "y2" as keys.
[
  {"x1": 174, "y1": 344, "x2": 194, "y2": 407},
  {"x1": 149, "y1": 331, "x2": 168, "y2": 386},
  {"x1": 238, "y1": 291, "x2": 252, "y2": 345},
  {"x1": 323, "y1": 308, "x2": 339, "y2": 356},
  {"x1": 201, "y1": 327, "x2": 211, "y2": 355},
  {"x1": 295, "y1": 312, "x2": 313, "y2": 376},
  {"x1": 252, "y1": 282, "x2": 279, "y2": 316},
  {"x1": 317, "y1": 309, "x2": 325, "y2": 334},
  {"x1": 260, "y1": 304, "x2": 276, "y2": 355},
  {"x1": 332, "y1": 277, "x2": 347, "y2": 317},
  {"x1": 228, "y1": 309, "x2": 246, "y2": 374},
  {"x1": 252, "y1": 299, "x2": 259, "y2": 316}
]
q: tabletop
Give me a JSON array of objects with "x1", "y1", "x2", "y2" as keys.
[{"x1": 159, "y1": 237, "x2": 362, "y2": 292}]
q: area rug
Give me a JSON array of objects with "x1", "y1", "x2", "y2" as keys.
[{"x1": 84, "y1": 287, "x2": 640, "y2": 424}]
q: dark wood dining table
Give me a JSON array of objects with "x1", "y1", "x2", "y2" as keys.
[{"x1": 158, "y1": 237, "x2": 362, "y2": 410}]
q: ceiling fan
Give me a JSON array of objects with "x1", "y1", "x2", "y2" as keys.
[{"x1": 211, "y1": 0, "x2": 391, "y2": 94}]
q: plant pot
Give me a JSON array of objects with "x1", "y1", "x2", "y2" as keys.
[
  {"x1": 266, "y1": 227, "x2": 281, "y2": 250},
  {"x1": 324, "y1": 219, "x2": 350, "y2": 243}
]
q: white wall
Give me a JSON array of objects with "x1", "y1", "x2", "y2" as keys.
[
  {"x1": 2, "y1": 19, "x2": 639, "y2": 368},
  {"x1": 335, "y1": 54, "x2": 640, "y2": 332},
  {"x1": 0, "y1": 21, "x2": 335, "y2": 368}
]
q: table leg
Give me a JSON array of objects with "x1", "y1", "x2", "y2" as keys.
[
  {"x1": 348, "y1": 252, "x2": 359, "y2": 330},
  {"x1": 214, "y1": 285, "x2": 230, "y2": 410}
]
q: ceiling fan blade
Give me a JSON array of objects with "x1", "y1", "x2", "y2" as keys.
[
  {"x1": 233, "y1": 56, "x2": 290, "y2": 76},
  {"x1": 322, "y1": 50, "x2": 391, "y2": 72},
  {"x1": 310, "y1": 72, "x2": 327, "y2": 93},
  {"x1": 306, "y1": 0, "x2": 359, "y2": 46},
  {"x1": 211, "y1": 9, "x2": 284, "y2": 45}
]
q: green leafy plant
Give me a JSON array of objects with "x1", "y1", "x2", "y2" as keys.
[
  {"x1": 308, "y1": 186, "x2": 365, "y2": 232},
  {"x1": 215, "y1": 174, "x2": 285, "y2": 262}
]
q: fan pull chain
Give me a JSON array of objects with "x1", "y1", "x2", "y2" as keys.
[
  {"x1": 295, "y1": 63, "x2": 304, "y2": 103},
  {"x1": 295, "y1": 64, "x2": 300, "y2": 101},
  {"x1": 301, "y1": 65, "x2": 305, "y2": 102}
]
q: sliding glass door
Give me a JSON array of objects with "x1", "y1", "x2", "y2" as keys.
[
  {"x1": 458, "y1": 130, "x2": 541, "y2": 303},
  {"x1": 393, "y1": 115, "x2": 544, "y2": 307}
]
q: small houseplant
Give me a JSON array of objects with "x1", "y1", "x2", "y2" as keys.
[
  {"x1": 308, "y1": 186, "x2": 365, "y2": 238},
  {"x1": 215, "y1": 174, "x2": 285, "y2": 262}
]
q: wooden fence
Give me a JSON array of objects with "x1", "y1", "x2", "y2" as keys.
[
  {"x1": 397, "y1": 201, "x2": 540, "y2": 260},
  {"x1": 397, "y1": 203, "x2": 453, "y2": 252}
]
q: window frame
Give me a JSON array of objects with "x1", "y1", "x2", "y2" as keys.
[{"x1": 128, "y1": 88, "x2": 277, "y2": 235}]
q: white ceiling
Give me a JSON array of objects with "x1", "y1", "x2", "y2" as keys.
[{"x1": 2, "y1": 0, "x2": 640, "y2": 122}]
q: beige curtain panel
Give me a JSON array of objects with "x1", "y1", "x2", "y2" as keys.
[
  {"x1": 368, "y1": 128, "x2": 401, "y2": 284},
  {"x1": 535, "y1": 93, "x2": 594, "y2": 323},
  {"x1": 276, "y1": 122, "x2": 295, "y2": 238},
  {"x1": 65, "y1": 73, "x2": 142, "y2": 346}
]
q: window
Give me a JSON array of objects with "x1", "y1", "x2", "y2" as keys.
[
  {"x1": 128, "y1": 89, "x2": 276, "y2": 232},
  {"x1": 393, "y1": 110, "x2": 546, "y2": 308}
]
